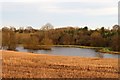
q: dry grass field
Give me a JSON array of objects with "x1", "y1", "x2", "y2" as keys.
[{"x1": 1, "y1": 50, "x2": 119, "y2": 78}]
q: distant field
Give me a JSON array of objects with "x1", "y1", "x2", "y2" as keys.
[{"x1": 2, "y1": 50, "x2": 119, "y2": 78}]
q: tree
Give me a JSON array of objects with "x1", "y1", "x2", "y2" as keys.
[
  {"x1": 78, "y1": 35, "x2": 90, "y2": 46},
  {"x1": 83, "y1": 26, "x2": 88, "y2": 31},
  {"x1": 41, "y1": 23, "x2": 54, "y2": 31},
  {"x1": 23, "y1": 33, "x2": 40, "y2": 50},
  {"x1": 2, "y1": 27, "x2": 16, "y2": 50},
  {"x1": 41, "y1": 35, "x2": 53, "y2": 45},
  {"x1": 18, "y1": 27, "x2": 24, "y2": 33},
  {"x1": 60, "y1": 33, "x2": 73, "y2": 45},
  {"x1": 111, "y1": 34, "x2": 119, "y2": 51},
  {"x1": 24, "y1": 26, "x2": 35, "y2": 33},
  {"x1": 10, "y1": 26, "x2": 16, "y2": 32},
  {"x1": 112, "y1": 25, "x2": 120, "y2": 31},
  {"x1": 40, "y1": 23, "x2": 54, "y2": 49},
  {"x1": 90, "y1": 31, "x2": 105, "y2": 47},
  {"x1": 111, "y1": 27, "x2": 120, "y2": 51}
]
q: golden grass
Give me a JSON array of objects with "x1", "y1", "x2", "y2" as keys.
[{"x1": 2, "y1": 50, "x2": 119, "y2": 78}]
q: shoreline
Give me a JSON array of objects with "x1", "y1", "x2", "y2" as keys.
[{"x1": 2, "y1": 50, "x2": 119, "y2": 78}]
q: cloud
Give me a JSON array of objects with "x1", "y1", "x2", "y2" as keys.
[
  {"x1": 45, "y1": 7, "x2": 118, "y2": 16},
  {"x1": 89, "y1": 7, "x2": 117, "y2": 16},
  {"x1": 0, "y1": 0, "x2": 119, "y2": 3},
  {"x1": 1, "y1": 0, "x2": 118, "y2": 16},
  {"x1": 0, "y1": 0, "x2": 55, "y2": 2},
  {"x1": 27, "y1": 0, "x2": 117, "y2": 16},
  {"x1": 0, "y1": 0, "x2": 118, "y2": 28}
]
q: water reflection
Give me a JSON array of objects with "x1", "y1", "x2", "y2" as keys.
[
  {"x1": 96, "y1": 53, "x2": 103, "y2": 58},
  {"x1": 16, "y1": 46, "x2": 119, "y2": 58}
]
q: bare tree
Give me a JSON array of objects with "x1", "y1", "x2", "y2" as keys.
[
  {"x1": 41, "y1": 23, "x2": 54, "y2": 49},
  {"x1": 41, "y1": 23, "x2": 54, "y2": 31}
]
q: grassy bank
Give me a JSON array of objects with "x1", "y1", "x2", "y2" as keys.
[
  {"x1": 2, "y1": 50, "x2": 119, "y2": 78},
  {"x1": 52, "y1": 45, "x2": 103, "y2": 49},
  {"x1": 98, "y1": 48, "x2": 120, "y2": 54}
]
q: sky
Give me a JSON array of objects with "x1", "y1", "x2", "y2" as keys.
[{"x1": 0, "y1": 0, "x2": 119, "y2": 29}]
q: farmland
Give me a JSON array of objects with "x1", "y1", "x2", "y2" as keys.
[{"x1": 2, "y1": 50, "x2": 119, "y2": 78}]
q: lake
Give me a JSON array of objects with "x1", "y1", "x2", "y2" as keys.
[{"x1": 16, "y1": 46, "x2": 119, "y2": 58}]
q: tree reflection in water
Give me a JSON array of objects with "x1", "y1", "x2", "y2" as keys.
[{"x1": 96, "y1": 53, "x2": 103, "y2": 58}]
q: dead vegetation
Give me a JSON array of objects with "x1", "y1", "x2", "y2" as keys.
[{"x1": 2, "y1": 50, "x2": 119, "y2": 78}]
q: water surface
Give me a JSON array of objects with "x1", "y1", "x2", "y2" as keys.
[{"x1": 16, "y1": 46, "x2": 119, "y2": 58}]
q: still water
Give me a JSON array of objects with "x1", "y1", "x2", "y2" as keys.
[{"x1": 16, "y1": 46, "x2": 119, "y2": 58}]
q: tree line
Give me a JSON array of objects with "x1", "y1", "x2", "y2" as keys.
[{"x1": 1, "y1": 23, "x2": 120, "y2": 52}]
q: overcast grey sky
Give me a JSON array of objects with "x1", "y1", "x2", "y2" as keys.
[{"x1": 0, "y1": 0, "x2": 118, "y2": 29}]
